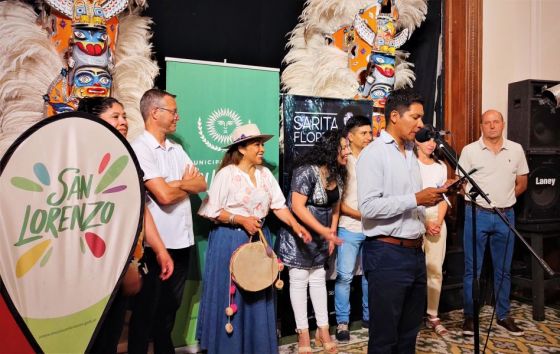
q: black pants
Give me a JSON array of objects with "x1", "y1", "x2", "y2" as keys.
[
  {"x1": 128, "y1": 247, "x2": 191, "y2": 354},
  {"x1": 363, "y1": 239, "x2": 426, "y2": 354},
  {"x1": 89, "y1": 289, "x2": 128, "y2": 354}
]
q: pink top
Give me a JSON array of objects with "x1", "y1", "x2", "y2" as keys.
[{"x1": 198, "y1": 164, "x2": 287, "y2": 220}]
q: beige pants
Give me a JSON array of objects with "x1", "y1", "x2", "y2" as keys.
[{"x1": 424, "y1": 210, "x2": 447, "y2": 318}]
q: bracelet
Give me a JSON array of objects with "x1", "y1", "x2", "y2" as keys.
[{"x1": 228, "y1": 214, "x2": 236, "y2": 225}]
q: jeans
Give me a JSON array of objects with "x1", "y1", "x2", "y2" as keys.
[
  {"x1": 334, "y1": 227, "x2": 369, "y2": 324},
  {"x1": 463, "y1": 205, "x2": 515, "y2": 320},
  {"x1": 363, "y1": 239, "x2": 426, "y2": 354}
]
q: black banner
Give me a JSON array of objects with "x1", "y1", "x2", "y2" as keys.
[{"x1": 281, "y1": 94, "x2": 373, "y2": 192}]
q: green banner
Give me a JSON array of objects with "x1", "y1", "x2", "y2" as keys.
[{"x1": 165, "y1": 58, "x2": 280, "y2": 348}]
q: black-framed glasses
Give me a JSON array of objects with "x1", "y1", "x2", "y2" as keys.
[{"x1": 156, "y1": 107, "x2": 178, "y2": 116}]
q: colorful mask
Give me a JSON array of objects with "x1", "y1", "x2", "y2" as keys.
[
  {"x1": 73, "y1": 27, "x2": 108, "y2": 56},
  {"x1": 43, "y1": 0, "x2": 126, "y2": 116},
  {"x1": 72, "y1": 66, "x2": 112, "y2": 98},
  {"x1": 330, "y1": 0, "x2": 410, "y2": 135},
  {"x1": 72, "y1": 0, "x2": 106, "y2": 28},
  {"x1": 332, "y1": 2, "x2": 408, "y2": 103},
  {"x1": 359, "y1": 52, "x2": 396, "y2": 107}
]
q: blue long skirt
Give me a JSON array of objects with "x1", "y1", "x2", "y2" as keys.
[{"x1": 196, "y1": 225, "x2": 278, "y2": 354}]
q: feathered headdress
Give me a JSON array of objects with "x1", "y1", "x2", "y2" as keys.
[{"x1": 0, "y1": 0, "x2": 158, "y2": 156}]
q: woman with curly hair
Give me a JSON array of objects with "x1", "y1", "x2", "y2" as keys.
[{"x1": 277, "y1": 129, "x2": 348, "y2": 354}]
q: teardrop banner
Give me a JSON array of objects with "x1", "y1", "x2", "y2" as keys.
[{"x1": 0, "y1": 113, "x2": 144, "y2": 353}]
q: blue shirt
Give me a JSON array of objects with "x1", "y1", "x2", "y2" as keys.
[{"x1": 356, "y1": 130, "x2": 425, "y2": 239}]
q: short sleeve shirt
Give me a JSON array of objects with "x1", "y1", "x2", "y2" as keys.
[
  {"x1": 198, "y1": 164, "x2": 286, "y2": 220},
  {"x1": 458, "y1": 137, "x2": 529, "y2": 208},
  {"x1": 131, "y1": 131, "x2": 195, "y2": 249}
]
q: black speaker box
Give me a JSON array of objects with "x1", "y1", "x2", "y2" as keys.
[
  {"x1": 508, "y1": 79, "x2": 560, "y2": 152},
  {"x1": 515, "y1": 152, "x2": 560, "y2": 225}
]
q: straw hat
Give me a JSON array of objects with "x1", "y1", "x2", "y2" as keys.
[{"x1": 223, "y1": 123, "x2": 273, "y2": 149}]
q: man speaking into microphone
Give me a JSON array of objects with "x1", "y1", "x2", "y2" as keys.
[{"x1": 356, "y1": 89, "x2": 447, "y2": 354}]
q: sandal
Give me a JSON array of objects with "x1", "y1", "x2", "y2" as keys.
[
  {"x1": 296, "y1": 328, "x2": 312, "y2": 354},
  {"x1": 426, "y1": 316, "x2": 448, "y2": 336},
  {"x1": 315, "y1": 326, "x2": 337, "y2": 353}
]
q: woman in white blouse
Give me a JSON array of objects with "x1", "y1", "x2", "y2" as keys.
[
  {"x1": 415, "y1": 128, "x2": 449, "y2": 336},
  {"x1": 196, "y1": 124, "x2": 310, "y2": 354}
]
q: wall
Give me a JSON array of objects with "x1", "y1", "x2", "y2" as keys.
[{"x1": 482, "y1": 0, "x2": 560, "y2": 126}]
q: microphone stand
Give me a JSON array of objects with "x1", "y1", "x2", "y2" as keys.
[{"x1": 433, "y1": 135, "x2": 555, "y2": 354}]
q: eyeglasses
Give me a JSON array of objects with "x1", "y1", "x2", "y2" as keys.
[{"x1": 156, "y1": 107, "x2": 179, "y2": 116}]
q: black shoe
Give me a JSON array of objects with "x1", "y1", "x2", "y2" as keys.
[
  {"x1": 497, "y1": 317, "x2": 524, "y2": 336},
  {"x1": 462, "y1": 318, "x2": 474, "y2": 336},
  {"x1": 335, "y1": 323, "x2": 350, "y2": 341},
  {"x1": 361, "y1": 320, "x2": 369, "y2": 329}
]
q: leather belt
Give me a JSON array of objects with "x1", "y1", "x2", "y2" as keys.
[
  {"x1": 465, "y1": 200, "x2": 513, "y2": 213},
  {"x1": 373, "y1": 236, "x2": 423, "y2": 249}
]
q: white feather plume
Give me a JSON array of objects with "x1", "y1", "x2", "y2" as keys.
[
  {"x1": 282, "y1": 0, "x2": 428, "y2": 98},
  {"x1": 112, "y1": 13, "x2": 159, "y2": 141},
  {"x1": 0, "y1": 1, "x2": 63, "y2": 157},
  {"x1": 395, "y1": 0, "x2": 428, "y2": 33}
]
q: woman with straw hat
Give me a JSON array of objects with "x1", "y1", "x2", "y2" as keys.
[{"x1": 197, "y1": 123, "x2": 310, "y2": 354}]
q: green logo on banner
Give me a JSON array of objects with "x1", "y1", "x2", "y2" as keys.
[
  {"x1": 197, "y1": 108, "x2": 244, "y2": 151},
  {"x1": 166, "y1": 59, "x2": 279, "y2": 347},
  {"x1": 10, "y1": 154, "x2": 128, "y2": 278}
]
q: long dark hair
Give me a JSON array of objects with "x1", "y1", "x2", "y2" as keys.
[
  {"x1": 77, "y1": 97, "x2": 122, "y2": 117},
  {"x1": 414, "y1": 126, "x2": 444, "y2": 164},
  {"x1": 294, "y1": 129, "x2": 347, "y2": 187},
  {"x1": 217, "y1": 138, "x2": 262, "y2": 171}
]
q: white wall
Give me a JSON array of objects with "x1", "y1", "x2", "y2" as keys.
[{"x1": 482, "y1": 0, "x2": 560, "y2": 124}]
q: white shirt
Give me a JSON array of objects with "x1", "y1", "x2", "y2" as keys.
[
  {"x1": 338, "y1": 154, "x2": 362, "y2": 233},
  {"x1": 131, "y1": 131, "x2": 195, "y2": 249},
  {"x1": 418, "y1": 159, "x2": 447, "y2": 219},
  {"x1": 458, "y1": 137, "x2": 529, "y2": 208},
  {"x1": 198, "y1": 164, "x2": 286, "y2": 220}
]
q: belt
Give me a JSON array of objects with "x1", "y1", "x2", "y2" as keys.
[
  {"x1": 465, "y1": 200, "x2": 513, "y2": 213},
  {"x1": 370, "y1": 236, "x2": 423, "y2": 249}
]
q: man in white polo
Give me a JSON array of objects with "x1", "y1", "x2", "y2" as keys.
[
  {"x1": 460, "y1": 109, "x2": 528, "y2": 337},
  {"x1": 128, "y1": 88, "x2": 207, "y2": 354}
]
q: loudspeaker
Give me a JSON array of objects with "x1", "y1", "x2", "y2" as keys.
[
  {"x1": 515, "y1": 152, "x2": 560, "y2": 225},
  {"x1": 508, "y1": 79, "x2": 560, "y2": 151}
]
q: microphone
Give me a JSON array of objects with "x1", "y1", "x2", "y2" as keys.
[{"x1": 415, "y1": 127, "x2": 451, "y2": 142}]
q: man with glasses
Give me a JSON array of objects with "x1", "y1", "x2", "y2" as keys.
[{"x1": 129, "y1": 88, "x2": 207, "y2": 353}]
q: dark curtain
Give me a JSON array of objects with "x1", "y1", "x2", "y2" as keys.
[
  {"x1": 401, "y1": 0, "x2": 443, "y2": 128},
  {"x1": 144, "y1": 0, "x2": 443, "y2": 126},
  {"x1": 143, "y1": 0, "x2": 306, "y2": 88}
]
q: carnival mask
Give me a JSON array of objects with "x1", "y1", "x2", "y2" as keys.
[
  {"x1": 73, "y1": 27, "x2": 108, "y2": 56},
  {"x1": 73, "y1": 0, "x2": 106, "y2": 28},
  {"x1": 72, "y1": 66, "x2": 112, "y2": 98}
]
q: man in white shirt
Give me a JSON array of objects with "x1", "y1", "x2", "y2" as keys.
[
  {"x1": 128, "y1": 89, "x2": 207, "y2": 354},
  {"x1": 460, "y1": 109, "x2": 528, "y2": 337},
  {"x1": 335, "y1": 116, "x2": 373, "y2": 341}
]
